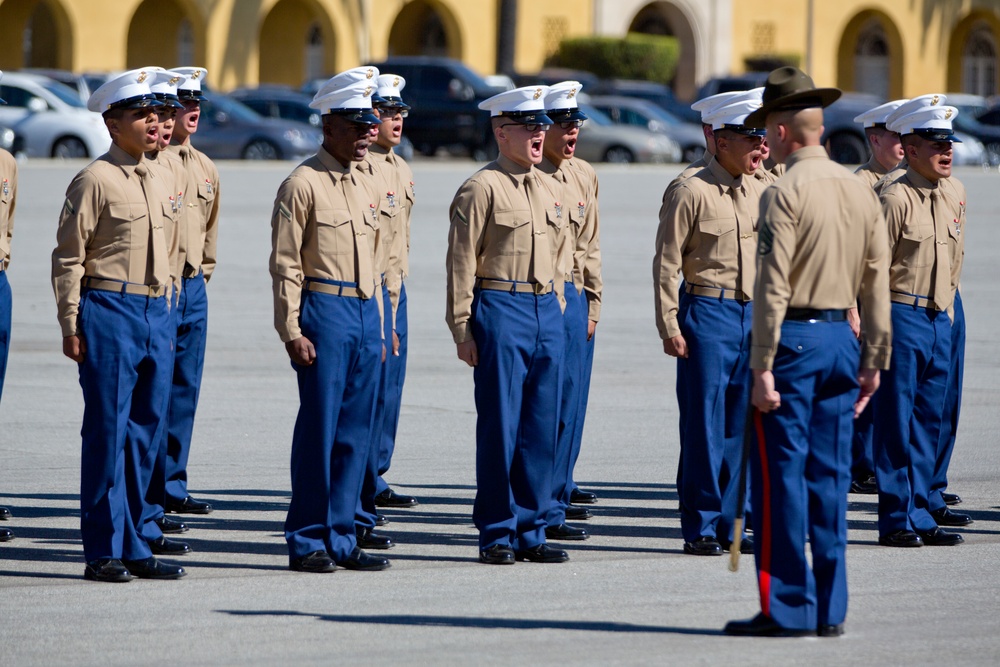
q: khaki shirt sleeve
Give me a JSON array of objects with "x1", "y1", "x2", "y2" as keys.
[
  {"x1": 653, "y1": 183, "x2": 697, "y2": 340},
  {"x1": 445, "y1": 178, "x2": 489, "y2": 344},
  {"x1": 750, "y1": 186, "x2": 797, "y2": 370},
  {"x1": 269, "y1": 176, "x2": 311, "y2": 343},
  {"x1": 202, "y1": 162, "x2": 221, "y2": 282},
  {"x1": 858, "y1": 203, "x2": 892, "y2": 370},
  {"x1": 581, "y1": 167, "x2": 602, "y2": 322},
  {"x1": 52, "y1": 170, "x2": 102, "y2": 338},
  {"x1": 1, "y1": 155, "x2": 16, "y2": 270}
]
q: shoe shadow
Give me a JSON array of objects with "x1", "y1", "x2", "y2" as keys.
[{"x1": 217, "y1": 610, "x2": 724, "y2": 635}]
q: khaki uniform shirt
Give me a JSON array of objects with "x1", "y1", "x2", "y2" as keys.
[
  {"x1": 538, "y1": 156, "x2": 603, "y2": 322},
  {"x1": 880, "y1": 167, "x2": 964, "y2": 312},
  {"x1": 855, "y1": 156, "x2": 893, "y2": 190},
  {"x1": 364, "y1": 150, "x2": 405, "y2": 327},
  {"x1": 752, "y1": 145, "x2": 891, "y2": 371},
  {"x1": 166, "y1": 143, "x2": 220, "y2": 281},
  {"x1": 148, "y1": 148, "x2": 187, "y2": 293},
  {"x1": 446, "y1": 154, "x2": 564, "y2": 344},
  {"x1": 370, "y1": 143, "x2": 414, "y2": 283},
  {"x1": 654, "y1": 156, "x2": 764, "y2": 339},
  {"x1": 52, "y1": 143, "x2": 180, "y2": 337},
  {"x1": 0, "y1": 149, "x2": 16, "y2": 271},
  {"x1": 269, "y1": 147, "x2": 382, "y2": 343}
]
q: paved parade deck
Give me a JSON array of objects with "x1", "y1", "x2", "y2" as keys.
[{"x1": 2, "y1": 160, "x2": 998, "y2": 666}]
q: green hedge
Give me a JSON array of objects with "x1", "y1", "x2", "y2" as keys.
[{"x1": 546, "y1": 34, "x2": 680, "y2": 83}]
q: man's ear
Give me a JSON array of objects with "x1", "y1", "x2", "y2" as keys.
[
  {"x1": 105, "y1": 117, "x2": 119, "y2": 139},
  {"x1": 493, "y1": 125, "x2": 506, "y2": 144}
]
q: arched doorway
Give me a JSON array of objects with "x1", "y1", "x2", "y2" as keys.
[
  {"x1": 0, "y1": 0, "x2": 73, "y2": 70},
  {"x1": 962, "y1": 22, "x2": 997, "y2": 96},
  {"x1": 837, "y1": 11, "x2": 903, "y2": 99},
  {"x1": 387, "y1": 0, "x2": 461, "y2": 59},
  {"x1": 259, "y1": 0, "x2": 336, "y2": 86},
  {"x1": 627, "y1": 2, "x2": 696, "y2": 99},
  {"x1": 127, "y1": 0, "x2": 203, "y2": 68}
]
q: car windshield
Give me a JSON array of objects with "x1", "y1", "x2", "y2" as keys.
[
  {"x1": 579, "y1": 104, "x2": 613, "y2": 127},
  {"x1": 448, "y1": 62, "x2": 507, "y2": 96},
  {"x1": 203, "y1": 95, "x2": 264, "y2": 123},
  {"x1": 40, "y1": 79, "x2": 86, "y2": 108}
]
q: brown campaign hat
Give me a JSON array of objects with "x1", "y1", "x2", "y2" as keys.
[{"x1": 744, "y1": 66, "x2": 841, "y2": 128}]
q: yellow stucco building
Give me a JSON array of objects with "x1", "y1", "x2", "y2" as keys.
[{"x1": 0, "y1": 0, "x2": 999, "y2": 100}]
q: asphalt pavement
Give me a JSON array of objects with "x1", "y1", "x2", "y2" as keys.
[{"x1": 1, "y1": 157, "x2": 998, "y2": 666}]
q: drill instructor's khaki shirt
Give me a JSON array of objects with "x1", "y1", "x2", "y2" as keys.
[
  {"x1": 166, "y1": 143, "x2": 220, "y2": 281},
  {"x1": 752, "y1": 145, "x2": 891, "y2": 371},
  {"x1": 538, "y1": 156, "x2": 603, "y2": 322},
  {"x1": 879, "y1": 167, "x2": 965, "y2": 311},
  {"x1": 0, "y1": 149, "x2": 16, "y2": 271},
  {"x1": 269, "y1": 146, "x2": 382, "y2": 343},
  {"x1": 654, "y1": 156, "x2": 764, "y2": 340},
  {"x1": 446, "y1": 154, "x2": 564, "y2": 345},
  {"x1": 52, "y1": 143, "x2": 180, "y2": 337}
]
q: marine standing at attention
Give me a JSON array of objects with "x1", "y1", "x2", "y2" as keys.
[
  {"x1": 446, "y1": 85, "x2": 570, "y2": 566},
  {"x1": 269, "y1": 70, "x2": 390, "y2": 574},
  {"x1": 52, "y1": 69, "x2": 185, "y2": 582},
  {"x1": 724, "y1": 67, "x2": 891, "y2": 637}
]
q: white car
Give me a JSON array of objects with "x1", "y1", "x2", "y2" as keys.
[{"x1": 0, "y1": 72, "x2": 109, "y2": 158}]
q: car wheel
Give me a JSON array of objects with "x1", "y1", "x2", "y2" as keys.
[
  {"x1": 243, "y1": 139, "x2": 280, "y2": 160},
  {"x1": 826, "y1": 132, "x2": 868, "y2": 165},
  {"x1": 603, "y1": 146, "x2": 635, "y2": 163},
  {"x1": 52, "y1": 136, "x2": 89, "y2": 159},
  {"x1": 682, "y1": 145, "x2": 703, "y2": 163}
]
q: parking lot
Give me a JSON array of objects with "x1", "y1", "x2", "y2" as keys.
[{"x1": 1, "y1": 158, "x2": 998, "y2": 666}]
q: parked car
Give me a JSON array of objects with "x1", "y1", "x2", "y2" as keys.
[
  {"x1": 696, "y1": 73, "x2": 769, "y2": 101},
  {"x1": 588, "y1": 95, "x2": 705, "y2": 162},
  {"x1": 512, "y1": 68, "x2": 601, "y2": 92},
  {"x1": 189, "y1": 93, "x2": 322, "y2": 160},
  {"x1": 941, "y1": 93, "x2": 1000, "y2": 165},
  {"x1": 818, "y1": 92, "x2": 883, "y2": 164},
  {"x1": 0, "y1": 72, "x2": 109, "y2": 158},
  {"x1": 590, "y1": 79, "x2": 701, "y2": 125},
  {"x1": 951, "y1": 131, "x2": 987, "y2": 167},
  {"x1": 0, "y1": 124, "x2": 14, "y2": 153},
  {"x1": 574, "y1": 103, "x2": 680, "y2": 163},
  {"x1": 362, "y1": 56, "x2": 508, "y2": 160},
  {"x1": 18, "y1": 68, "x2": 94, "y2": 103}
]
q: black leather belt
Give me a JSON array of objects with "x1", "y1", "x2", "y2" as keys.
[{"x1": 784, "y1": 308, "x2": 847, "y2": 322}]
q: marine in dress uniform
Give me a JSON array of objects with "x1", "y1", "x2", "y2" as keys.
[
  {"x1": 0, "y1": 72, "x2": 17, "y2": 543},
  {"x1": 537, "y1": 81, "x2": 603, "y2": 540},
  {"x1": 874, "y1": 97, "x2": 971, "y2": 549},
  {"x1": 724, "y1": 67, "x2": 891, "y2": 637},
  {"x1": 847, "y1": 99, "x2": 907, "y2": 496},
  {"x1": 446, "y1": 85, "x2": 570, "y2": 565},
  {"x1": 270, "y1": 71, "x2": 390, "y2": 573},
  {"x1": 654, "y1": 91, "x2": 767, "y2": 557},
  {"x1": 368, "y1": 74, "x2": 420, "y2": 512},
  {"x1": 667, "y1": 90, "x2": 753, "y2": 190},
  {"x1": 161, "y1": 66, "x2": 220, "y2": 518},
  {"x1": 52, "y1": 69, "x2": 187, "y2": 582}
]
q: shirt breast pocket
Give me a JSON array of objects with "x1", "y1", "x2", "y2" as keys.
[
  {"x1": 696, "y1": 216, "x2": 737, "y2": 260},
  {"x1": 196, "y1": 181, "x2": 215, "y2": 231},
  {"x1": 314, "y1": 208, "x2": 354, "y2": 256},
  {"x1": 97, "y1": 202, "x2": 145, "y2": 254},
  {"x1": 899, "y1": 224, "x2": 934, "y2": 268},
  {"x1": 493, "y1": 209, "x2": 531, "y2": 256}
]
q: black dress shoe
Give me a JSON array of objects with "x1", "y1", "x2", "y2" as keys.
[
  {"x1": 719, "y1": 536, "x2": 754, "y2": 554},
  {"x1": 84, "y1": 559, "x2": 133, "y2": 583},
  {"x1": 565, "y1": 505, "x2": 592, "y2": 521},
  {"x1": 375, "y1": 514, "x2": 389, "y2": 526},
  {"x1": 514, "y1": 544, "x2": 569, "y2": 563},
  {"x1": 684, "y1": 536, "x2": 723, "y2": 556},
  {"x1": 479, "y1": 544, "x2": 515, "y2": 565},
  {"x1": 337, "y1": 547, "x2": 390, "y2": 571},
  {"x1": 0, "y1": 506, "x2": 11, "y2": 520},
  {"x1": 849, "y1": 474, "x2": 877, "y2": 494},
  {"x1": 916, "y1": 527, "x2": 964, "y2": 546},
  {"x1": 166, "y1": 495, "x2": 213, "y2": 514},
  {"x1": 818, "y1": 623, "x2": 845, "y2": 637},
  {"x1": 356, "y1": 527, "x2": 394, "y2": 550},
  {"x1": 155, "y1": 516, "x2": 189, "y2": 534},
  {"x1": 724, "y1": 613, "x2": 813, "y2": 637},
  {"x1": 570, "y1": 489, "x2": 598, "y2": 504},
  {"x1": 148, "y1": 536, "x2": 191, "y2": 555},
  {"x1": 878, "y1": 530, "x2": 923, "y2": 547},
  {"x1": 123, "y1": 557, "x2": 186, "y2": 579},
  {"x1": 0, "y1": 528, "x2": 13, "y2": 542},
  {"x1": 545, "y1": 523, "x2": 589, "y2": 541},
  {"x1": 289, "y1": 550, "x2": 336, "y2": 573},
  {"x1": 931, "y1": 507, "x2": 972, "y2": 526},
  {"x1": 942, "y1": 492, "x2": 962, "y2": 506},
  {"x1": 374, "y1": 488, "x2": 419, "y2": 508}
]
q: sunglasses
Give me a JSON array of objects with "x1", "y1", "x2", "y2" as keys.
[
  {"x1": 378, "y1": 106, "x2": 409, "y2": 118},
  {"x1": 500, "y1": 122, "x2": 551, "y2": 133},
  {"x1": 557, "y1": 120, "x2": 585, "y2": 130}
]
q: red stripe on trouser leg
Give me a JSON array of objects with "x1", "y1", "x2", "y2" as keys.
[{"x1": 754, "y1": 408, "x2": 772, "y2": 617}]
